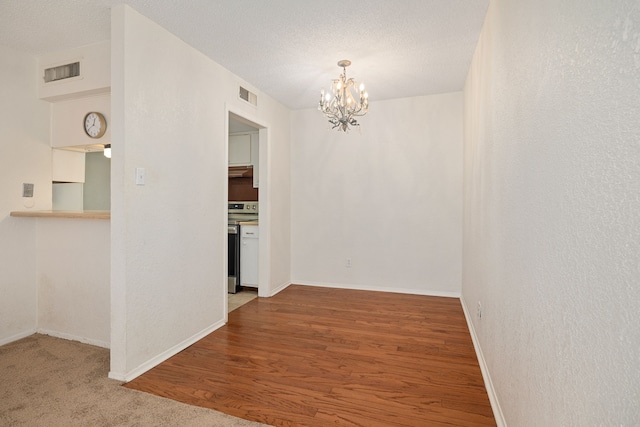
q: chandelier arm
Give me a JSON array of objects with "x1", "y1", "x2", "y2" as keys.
[{"x1": 318, "y1": 60, "x2": 369, "y2": 132}]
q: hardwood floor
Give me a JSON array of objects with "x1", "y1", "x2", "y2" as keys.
[{"x1": 125, "y1": 285, "x2": 496, "y2": 427}]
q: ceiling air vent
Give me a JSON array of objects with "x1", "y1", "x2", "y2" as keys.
[
  {"x1": 43, "y1": 62, "x2": 80, "y2": 83},
  {"x1": 239, "y1": 86, "x2": 257, "y2": 106}
]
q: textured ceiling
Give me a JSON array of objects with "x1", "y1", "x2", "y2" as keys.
[{"x1": 0, "y1": 0, "x2": 489, "y2": 110}]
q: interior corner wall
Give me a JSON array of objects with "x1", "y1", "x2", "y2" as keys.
[
  {"x1": 36, "y1": 218, "x2": 110, "y2": 348},
  {"x1": 462, "y1": 0, "x2": 640, "y2": 425},
  {"x1": 0, "y1": 45, "x2": 51, "y2": 345},
  {"x1": 110, "y1": 5, "x2": 291, "y2": 379},
  {"x1": 291, "y1": 92, "x2": 463, "y2": 296}
]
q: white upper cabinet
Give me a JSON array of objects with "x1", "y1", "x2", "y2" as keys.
[
  {"x1": 229, "y1": 134, "x2": 252, "y2": 166},
  {"x1": 52, "y1": 149, "x2": 85, "y2": 183},
  {"x1": 229, "y1": 132, "x2": 259, "y2": 188},
  {"x1": 251, "y1": 132, "x2": 259, "y2": 188}
]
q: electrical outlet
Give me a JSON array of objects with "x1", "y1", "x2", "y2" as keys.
[
  {"x1": 346, "y1": 258, "x2": 352, "y2": 268},
  {"x1": 22, "y1": 183, "x2": 34, "y2": 197},
  {"x1": 476, "y1": 301, "x2": 482, "y2": 319}
]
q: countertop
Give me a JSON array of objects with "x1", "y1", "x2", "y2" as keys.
[
  {"x1": 238, "y1": 220, "x2": 259, "y2": 226},
  {"x1": 10, "y1": 210, "x2": 110, "y2": 220}
]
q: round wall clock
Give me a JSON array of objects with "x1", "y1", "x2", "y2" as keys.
[{"x1": 83, "y1": 112, "x2": 107, "y2": 138}]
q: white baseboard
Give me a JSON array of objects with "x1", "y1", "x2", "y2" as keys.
[
  {"x1": 0, "y1": 328, "x2": 37, "y2": 347},
  {"x1": 109, "y1": 319, "x2": 226, "y2": 382},
  {"x1": 266, "y1": 280, "x2": 291, "y2": 297},
  {"x1": 460, "y1": 296, "x2": 507, "y2": 427},
  {"x1": 292, "y1": 280, "x2": 460, "y2": 298},
  {"x1": 36, "y1": 328, "x2": 110, "y2": 349}
]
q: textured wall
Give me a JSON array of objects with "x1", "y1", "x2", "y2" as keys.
[
  {"x1": 111, "y1": 5, "x2": 228, "y2": 377},
  {"x1": 110, "y1": 5, "x2": 291, "y2": 379},
  {"x1": 37, "y1": 218, "x2": 110, "y2": 347},
  {"x1": 463, "y1": 0, "x2": 640, "y2": 425},
  {"x1": 0, "y1": 45, "x2": 51, "y2": 344},
  {"x1": 291, "y1": 93, "x2": 463, "y2": 296}
]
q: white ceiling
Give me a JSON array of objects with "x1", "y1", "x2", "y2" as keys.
[{"x1": 0, "y1": 0, "x2": 489, "y2": 110}]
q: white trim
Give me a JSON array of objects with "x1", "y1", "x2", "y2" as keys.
[
  {"x1": 225, "y1": 105, "x2": 272, "y2": 300},
  {"x1": 267, "y1": 281, "x2": 291, "y2": 297},
  {"x1": 0, "y1": 329, "x2": 37, "y2": 347},
  {"x1": 36, "y1": 328, "x2": 110, "y2": 349},
  {"x1": 257, "y1": 126, "x2": 271, "y2": 298},
  {"x1": 460, "y1": 295, "x2": 507, "y2": 427},
  {"x1": 293, "y1": 280, "x2": 461, "y2": 298},
  {"x1": 108, "y1": 319, "x2": 226, "y2": 382},
  {"x1": 223, "y1": 107, "x2": 230, "y2": 324}
]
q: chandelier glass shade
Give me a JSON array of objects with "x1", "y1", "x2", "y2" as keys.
[{"x1": 318, "y1": 60, "x2": 369, "y2": 132}]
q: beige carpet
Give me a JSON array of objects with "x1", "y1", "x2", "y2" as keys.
[{"x1": 0, "y1": 334, "x2": 268, "y2": 427}]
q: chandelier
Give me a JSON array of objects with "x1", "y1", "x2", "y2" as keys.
[{"x1": 318, "y1": 60, "x2": 369, "y2": 132}]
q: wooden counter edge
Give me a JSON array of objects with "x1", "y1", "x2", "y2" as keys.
[{"x1": 10, "y1": 210, "x2": 111, "y2": 220}]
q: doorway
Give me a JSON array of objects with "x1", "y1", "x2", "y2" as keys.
[{"x1": 226, "y1": 111, "x2": 267, "y2": 315}]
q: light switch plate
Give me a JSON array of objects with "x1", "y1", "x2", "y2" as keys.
[{"x1": 135, "y1": 168, "x2": 145, "y2": 185}]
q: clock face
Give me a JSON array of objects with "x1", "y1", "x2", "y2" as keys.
[{"x1": 84, "y1": 112, "x2": 106, "y2": 138}]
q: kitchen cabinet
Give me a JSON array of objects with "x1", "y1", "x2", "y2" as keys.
[
  {"x1": 229, "y1": 134, "x2": 252, "y2": 166},
  {"x1": 250, "y1": 133, "x2": 259, "y2": 188},
  {"x1": 52, "y1": 148, "x2": 85, "y2": 183},
  {"x1": 240, "y1": 225, "x2": 259, "y2": 288},
  {"x1": 229, "y1": 132, "x2": 259, "y2": 188}
]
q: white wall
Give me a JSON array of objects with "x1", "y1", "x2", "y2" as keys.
[
  {"x1": 51, "y1": 93, "x2": 111, "y2": 148},
  {"x1": 262, "y1": 117, "x2": 292, "y2": 295},
  {"x1": 0, "y1": 45, "x2": 51, "y2": 345},
  {"x1": 291, "y1": 93, "x2": 463, "y2": 296},
  {"x1": 110, "y1": 5, "x2": 290, "y2": 380},
  {"x1": 38, "y1": 41, "x2": 110, "y2": 102},
  {"x1": 37, "y1": 218, "x2": 110, "y2": 348},
  {"x1": 463, "y1": 0, "x2": 640, "y2": 425}
]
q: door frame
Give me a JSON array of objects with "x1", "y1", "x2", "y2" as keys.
[{"x1": 224, "y1": 106, "x2": 271, "y2": 320}]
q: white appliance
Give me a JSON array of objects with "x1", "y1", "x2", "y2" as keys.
[
  {"x1": 227, "y1": 201, "x2": 258, "y2": 293},
  {"x1": 240, "y1": 225, "x2": 259, "y2": 287}
]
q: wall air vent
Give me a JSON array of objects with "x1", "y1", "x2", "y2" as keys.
[
  {"x1": 239, "y1": 86, "x2": 257, "y2": 106},
  {"x1": 43, "y1": 62, "x2": 80, "y2": 83}
]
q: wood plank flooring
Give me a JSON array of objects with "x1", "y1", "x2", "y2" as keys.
[{"x1": 125, "y1": 285, "x2": 496, "y2": 427}]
